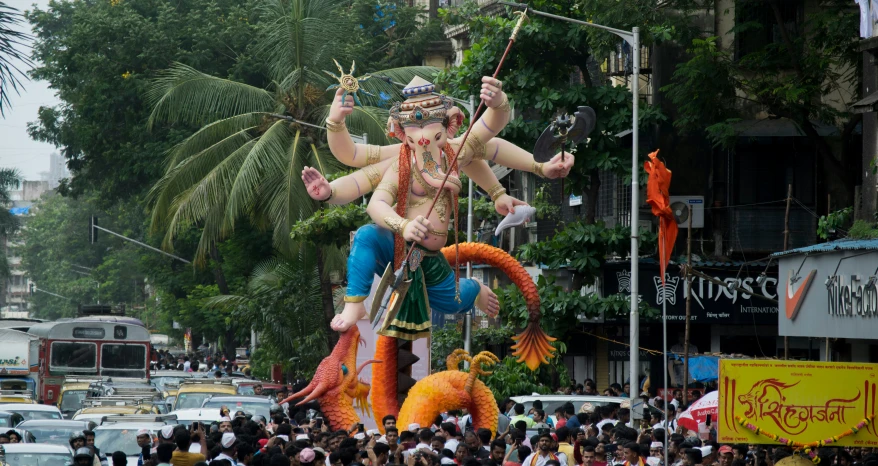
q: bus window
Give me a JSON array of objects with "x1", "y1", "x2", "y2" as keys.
[
  {"x1": 101, "y1": 344, "x2": 147, "y2": 378},
  {"x1": 50, "y1": 342, "x2": 97, "y2": 375}
]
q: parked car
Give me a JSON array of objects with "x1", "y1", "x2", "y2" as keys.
[
  {"x1": 94, "y1": 418, "x2": 172, "y2": 466},
  {"x1": 15, "y1": 419, "x2": 96, "y2": 446},
  {"x1": 168, "y1": 407, "x2": 223, "y2": 428},
  {"x1": 173, "y1": 379, "x2": 236, "y2": 411},
  {"x1": 0, "y1": 442, "x2": 72, "y2": 466}
]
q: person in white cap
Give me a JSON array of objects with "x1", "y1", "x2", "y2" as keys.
[
  {"x1": 135, "y1": 429, "x2": 153, "y2": 466},
  {"x1": 158, "y1": 426, "x2": 176, "y2": 445},
  {"x1": 219, "y1": 416, "x2": 234, "y2": 433},
  {"x1": 216, "y1": 432, "x2": 238, "y2": 465},
  {"x1": 698, "y1": 447, "x2": 714, "y2": 466}
]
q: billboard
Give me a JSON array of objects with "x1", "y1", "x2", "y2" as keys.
[
  {"x1": 719, "y1": 359, "x2": 878, "y2": 447},
  {"x1": 777, "y1": 250, "x2": 878, "y2": 339}
]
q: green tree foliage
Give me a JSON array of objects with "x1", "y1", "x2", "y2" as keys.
[
  {"x1": 26, "y1": 0, "x2": 259, "y2": 199},
  {"x1": 0, "y1": 168, "x2": 21, "y2": 279}
]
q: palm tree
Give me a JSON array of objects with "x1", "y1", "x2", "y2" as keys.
[
  {"x1": 146, "y1": 0, "x2": 436, "y2": 263},
  {"x1": 0, "y1": 3, "x2": 31, "y2": 117},
  {"x1": 0, "y1": 168, "x2": 21, "y2": 279},
  {"x1": 146, "y1": 0, "x2": 438, "y2": 343}
]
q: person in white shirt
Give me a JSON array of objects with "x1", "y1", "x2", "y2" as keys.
[
  {"x1": 520, "y1": 434, "x2": 567, "y2": 466},
  {"x1": 404, "y1": 429, "x2": 436, "y2": 462}
]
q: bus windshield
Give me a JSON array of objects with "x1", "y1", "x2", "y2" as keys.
[
  {"x1": 50, "y1": 342, "x2": 97, "y2": 375},
  {"x1": 101, "y1": 344, "x2": 147, "y2": 378}
]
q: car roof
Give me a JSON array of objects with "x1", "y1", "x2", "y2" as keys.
[
  {"x1": 61, "y1": 383, "x2": 93, "y2": 389},
  {"x1": 203, "y1": 395, "x2": 270, "y2": 402},
  {"x1": 0, "y1": 443, "x2": 71, "y2": 453},
  {"x1": 168, "y1": 408, "x2": 223, "y2": 421},
  {"x1": 17, "y1": 419, "x2": 91, "y2": 427},
  {"x1": 0, "y1": 403, "x2": 61, "y2": 411},
  {"x1": 95, "y1": 422, "x2": 167, "y2": 430},
  {"x1": 152, "y1": 371, "x2": 193, "y2": 377}
]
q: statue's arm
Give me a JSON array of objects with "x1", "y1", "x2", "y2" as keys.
[
  {"x1": 461, "y1": 160, "x2": 528, "y2": 216},
  {"x1": 301, "y1": 158, "x2": 394, "y2": 205},
  {"x1": 365, "y1": 165, "x2": 430, "y2": 243},
  {"x1": 325, "y1": 88, "x2": 401, "y2": 168},
  {"x1": 468, "y1": 138, "x2": 575, "y2": 180}
]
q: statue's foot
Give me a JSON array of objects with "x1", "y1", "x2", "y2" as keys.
[
  {"x1": 332, "y1": 302, "x2": 366, "y2": 332},
  {"x1": 476, "y1": 283, "x2": 500, "y2": 317}
]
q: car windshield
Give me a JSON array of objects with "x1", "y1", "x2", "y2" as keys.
[
  {"x1": 18, "y1": 410, "x2": 63, "y2": 421},
  {"x1": 520, "y1": 399, "x2": 613, "y2": 417},
  {"x1": 3, "y1": 452, "x2": 72, "y2": 466},
  {"x1": 202, "y1": 400, "x2": 269, "y2": 418},
  {"x1": 0, "y1": 414, "x2": 17, "y2": 427},
  {"x1": 175, "y1": 392, "x2": 212, "y2": 410},
  {"x1": 60, "y1": 390, "x2": 88, "y2": 412},
  {"x1": 94, "y1": 428, "x2": 142, "y2": 456},
  {"x1": 151, "y1": 376, "x2": 188, "y2": 391},
  {"x1": 23, "y1": 426, "x2": 81, "y2": 445}
]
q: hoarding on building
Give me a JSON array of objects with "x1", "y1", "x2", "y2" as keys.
[
  {"x1": 777, "y1": 249, "x2": 878, "y2": 339},
  {"x1": 718, "y1": 359, "x2": 878, "y2": 446}
]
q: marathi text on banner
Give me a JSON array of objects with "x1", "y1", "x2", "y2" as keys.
[{"x1": 718, "y1": 359, "x2": 878, "y2": 446}]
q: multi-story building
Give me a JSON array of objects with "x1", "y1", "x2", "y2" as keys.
[{"x1": 1, "y1": 181, "x2": 50, "y2": 316}]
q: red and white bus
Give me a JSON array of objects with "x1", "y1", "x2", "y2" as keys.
[{"x1": 28, "y1": 317, "x2": 151, "y2": 404}]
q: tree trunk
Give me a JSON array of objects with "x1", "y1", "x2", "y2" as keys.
[
  {"x1": 584, "y1": 168, "x2": 601, "y2": 224},
  {"x1": 316, "y1": 246, "x2": 340, "y2": 348},
  {"x1": 209, "y1": 242, "x2": 237, "y2": 358}
]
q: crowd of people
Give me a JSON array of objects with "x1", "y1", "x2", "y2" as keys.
[{"x1": 64, "y1": 379, "x2": 865, "y2": 466}]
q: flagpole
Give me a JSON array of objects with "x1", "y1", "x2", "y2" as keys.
[{"x1": 663, "y1": 295, "x2": 669, "y2": 466}]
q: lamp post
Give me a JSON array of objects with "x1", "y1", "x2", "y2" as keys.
[{"x1": 498, "y1": 0, "x2": 643, "y2": 433}]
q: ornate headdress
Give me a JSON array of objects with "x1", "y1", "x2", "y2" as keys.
[{"x1": 389, "y1": 77, "x2": 457, "y2": 132}]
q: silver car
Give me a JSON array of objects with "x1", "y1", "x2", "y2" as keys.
[{"x1": 0, "y1": 442, "x2": 72, "y2": 466}]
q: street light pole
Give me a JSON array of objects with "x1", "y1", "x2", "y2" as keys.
[{"x1": 498, "y1": 0, "x2": 642, "y2": 420}]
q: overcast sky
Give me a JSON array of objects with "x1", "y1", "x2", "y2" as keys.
[{"x1": 1, "y1": 0, "x2": 61, "y2": 181}]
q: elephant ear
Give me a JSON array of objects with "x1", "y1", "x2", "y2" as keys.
[
  {"x1": 386, "y1": 117, "x2": 405, "y2": 141},
  {"x1": 447, "y1": 107, "x2": 463, "y2": 137}
]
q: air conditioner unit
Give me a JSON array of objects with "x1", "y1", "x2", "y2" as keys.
[{"x1": 669, "y1": 196, "x2": 704, "y2": 228}]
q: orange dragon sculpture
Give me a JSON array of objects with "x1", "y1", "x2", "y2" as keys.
[{"x1": 285, "y1": 243, "x2": 554, "y2": 434}]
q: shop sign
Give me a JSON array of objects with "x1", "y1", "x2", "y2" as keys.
[{"x1": 602, "y1": 262, "x2": 778, "y2": 324}]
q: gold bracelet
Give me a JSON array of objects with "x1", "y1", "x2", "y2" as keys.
[
  {"x1": 496, "y1": 94, "x2": 511, "y2": 113},
  {"x1": 490, "y1": 187, "x2": 507, "y2": 202},
  {"x1": 325, "y1": 118, "x2": 347, "y2": 133},
  {"x1": 532, "y1": 161, "x2": 546, "y2": 178},
  {"x1": 384, "y1": 216, "x2": 409, "y2": 235}
]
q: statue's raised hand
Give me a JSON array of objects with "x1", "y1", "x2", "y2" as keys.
[
  {"x1": 302, "y1": 166, "x2": 331, "y2": 201},
  {"x1": 328, "y1": 88, "x2": 355, "y2": 123},
  {"x1": 543, "y1": 151, "x2": 575, "y2": 179}
]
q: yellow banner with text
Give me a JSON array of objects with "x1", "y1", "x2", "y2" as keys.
[{"x1": 719, "y1": 359, "x2": 878, "y2": 447}]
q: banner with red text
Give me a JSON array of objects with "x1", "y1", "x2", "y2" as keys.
[{"x1": 719, "y1": 359, "x2": 878, "y2": 447}]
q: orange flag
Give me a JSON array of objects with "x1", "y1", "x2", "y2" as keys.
[{"x1": 644, "y1": 150, "x2": 677, "y2": 285}]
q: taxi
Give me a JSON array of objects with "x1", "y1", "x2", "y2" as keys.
[
  {"x1": 173, "y1": 379, "x2": 236, "y2": 411},
  {"x1": 57, "y1": 378, "x2": 101, "y2": 418},
  {"x1": 0, "y1": 389, "x2": 36, "y2": 404},
  {"x1": 71, "y1": 404, "x2": 157, "y2": 424}
]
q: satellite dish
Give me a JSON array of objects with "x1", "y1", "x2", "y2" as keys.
[{"x1": 671, "y1": 201, "x2": 689, "y2": 224}]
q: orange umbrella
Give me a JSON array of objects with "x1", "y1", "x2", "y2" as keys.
[{"x1": 644, "y1": 150, "x2": 677, "y2": 284}]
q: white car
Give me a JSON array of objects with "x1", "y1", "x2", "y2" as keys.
[
  {"x1": 168, "y1": 407, "x2": 223, "y2": 427},
  {"x1": 0, "y1": 442, "x2": 72, "y2": 466},
  {"x1": 94, "y1": 421, "x2": 168, "y2": 466},
  {"x1": 0, "y1": 403, "x2": 63, "y2": 421}
]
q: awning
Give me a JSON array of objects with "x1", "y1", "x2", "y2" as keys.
[
  {"x1": 852, "y1": 91, "x2": 878, "y2": 114},
  {"x1": 732, "y1": 118, "x2": 839, "y2": 137}
]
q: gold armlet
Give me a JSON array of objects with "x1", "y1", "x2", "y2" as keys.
[
  {"x1": 375, "y1": 182, "x2": 398, "y2": 199},
  {"x1": 463, "y1": 133, "x2": 487, "y2": 163},
  {"x1": 363, "y1": 165, "x2": 382, "y2": 190},
  {"x1": 384, "y1": 216, "x2": 409, "y2": 235},
  {"x1": 325, "y1": 118, "x2": 347, "y2": 133},
  {"x1": 532, "y1": 161, "x2": 546, "y2": 178},
  {"x1": 365, "y1": 144, "x2": 381, "y2": 166},
  {"x1": 496, "y1": 94, "x2": 511, "y2": 113}
]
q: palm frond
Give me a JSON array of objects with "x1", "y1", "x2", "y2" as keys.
[
  {"x1": 0, "y1": 4, "x2": 31, "y2": 117},
  {"x1": 164, "y1": 113, "x2": 264, "y2": 169},
  {"x1": 147, "y1": 63, "x2": 276, "y2": 128}
]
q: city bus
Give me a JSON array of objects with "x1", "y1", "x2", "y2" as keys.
[{"x1": 28, "y1": 318, "x2": 151, "y2": 405}]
